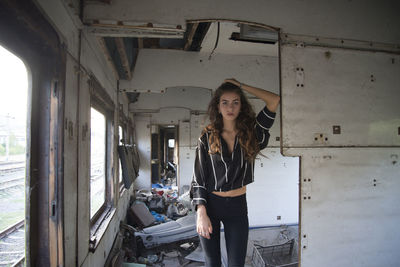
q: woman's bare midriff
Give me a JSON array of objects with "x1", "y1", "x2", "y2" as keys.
[{"x1": 212, "y1": 186, "x2": 246, "y2": 197}]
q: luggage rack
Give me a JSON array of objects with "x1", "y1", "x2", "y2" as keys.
[{"x1": 251, "y1": 238, "x2": 298, "y2": 267}]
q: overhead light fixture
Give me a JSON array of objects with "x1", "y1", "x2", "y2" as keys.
[{"x1": 235, "y1": 24, "x2": 278, "y2": 44}]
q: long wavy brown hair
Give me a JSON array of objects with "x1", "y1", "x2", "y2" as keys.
[{"x1": 203, "y1": 82, "x2": 259, "y2": 161}]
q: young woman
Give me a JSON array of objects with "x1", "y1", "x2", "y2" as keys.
[{"x1": 190, "y1": 78, "x2": 280, "y2": 267}]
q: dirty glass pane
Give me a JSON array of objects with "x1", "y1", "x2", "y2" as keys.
[
  {"x1": 168, "y1": 139, "x2": 175, "y2": 148},
  {"x1": 118, "y1": 126, "x2": 123, "y2": 184},
  {"x1": 90, "y1": 107, "x2": 106, "y2": 218},
  {"x1": 0, "y1": 45, "x2": 27, "y2": 264}
]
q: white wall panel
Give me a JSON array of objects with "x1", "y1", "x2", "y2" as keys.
[
  {"x1": 129, "y1": 86, "x2": 211, "y2": 112},
  {"x1": 281, "y1": 39, "x2": 400, "y2": 266},
  {"x1": 248, "y1": 148, "x2": 299, "y2": 227},
  {"x1": 281, "y1": 44, "x2": 400, "y2": 148},
  {"x1": 120, "y1": 49, "x2": 279, "y2": 94},
  {"x1": 149, "y1": 108, "x2": 190, "y2": 125},
  {"x1": 63, "y1": 55, "x2": 79, "y2": 267},
  {"x1": 289, "y1": 148, "x2": 400, "y2": 267},
  {"x1": 77, "y1": 76, "x2": 91, "y2": 266},
  {"x1": 190, "y1": 113, "x2": 208, "y2": 148},
  {"x1": 178, "y1": 146, "x2": 196, "y2": 193},
  {"x1": 179, "y1": 121, "x2": 191, "y2": 147},
  {"x1": 134, "y1": 117, "x2": 151, "y2": 189}
]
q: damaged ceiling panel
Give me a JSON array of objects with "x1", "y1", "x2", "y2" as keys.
[
  {"x1": 94, "y1": 22, "x2": 212, "y2": 81},
  {"x1": 200, "y1": 21, "x2": 278, "y2": 56},
  {"x1": 95, "y1": 21, "x2": 277, "y2": 82},
  {"x1": 103, "y1": 37, "x2": 137, "y2": 80},
  {"x1": 88, "y1": 20, "x2": 278, "y2": 104}
]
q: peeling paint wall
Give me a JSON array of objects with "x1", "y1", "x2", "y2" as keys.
[
  {"x1": 281, "y1": 44, "x2": 400, "y2": 148},
  {"x1": 281, "y1": 38, "x2": 400, "y2": 266},
  {"x1": 292, "y1": 148, "x2": 400, "y2": 267}
]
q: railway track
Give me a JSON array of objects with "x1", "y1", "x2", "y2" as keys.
[
  {"x1": 0, "y1": 162, "x2": 25, "y2": 175},
  {"x1": 0, "y1": 220, "x2": 25, "y2": 267},
  {"x1": 0, "y1": 176, "x2": 24, "y2": 193},
  {"x1": 0, "y1": 161, "x2": 25, "y2": 266},
  {"x1": 0, "y1": 161, "x2": 25, "y2": 195}
]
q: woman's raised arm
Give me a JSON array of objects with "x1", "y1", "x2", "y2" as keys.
[{"x1": 224, "y1": 78, "x2": 280, "y2": 112}]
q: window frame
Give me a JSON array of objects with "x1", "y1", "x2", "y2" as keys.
[
  {"x1": 118, "y1": 123, "x2": 126, "y2": 194},
  {"x1": 88, "y1": 77, "x2": 116, "y2": 252},
  {"x1": 89, "y1": 105, "x2": 109, "y2": 222}
]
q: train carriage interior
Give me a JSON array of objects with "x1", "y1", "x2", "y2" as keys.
[{"x1": 0, "y1": 0, "x2": 399, "y2": 267}]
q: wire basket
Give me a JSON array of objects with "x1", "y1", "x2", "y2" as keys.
[{"x1": 251, "y1": 239, "x2": 298, "y2": 267}]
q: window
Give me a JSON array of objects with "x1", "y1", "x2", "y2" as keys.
[
  {"x1": 90, "y1": 108, "x2": 106, "y2": 218},
  {"x1": 118, "y1": 125, "x2": 123, "y2": 186},
  {"x1": 88, "y1": 77, "x2": 115, "y2": 243}
]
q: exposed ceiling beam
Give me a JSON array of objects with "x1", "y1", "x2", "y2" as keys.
[
  {"x1": 96, "y1": 36, "x2": 120, "y2": 80},
  {"x1": 85, "y1": 0, "x2": 112, "y2": 4},
  {"x1": 184, "y1": 23, "x2": 198, "y2": 50},
  {"x1": 87, "y1": 23, "x2": 184, "y2": 38},
  {"x1": 115, "y1": 37, "x2": 132, "y2": 80},
  {"x1": 138, "y1": 38, "x2": 143, "y2": 49}
]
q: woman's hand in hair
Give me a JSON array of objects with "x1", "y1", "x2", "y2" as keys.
[
  {"x1": 196, "y1": 205, "x2": 213, "y2": 239},
  {"x1": 227, "y1": 80, "x2": 280, "y2": 112},
  {"x1": 224, "y1": 78, "x2": 240, "y2": 87}
]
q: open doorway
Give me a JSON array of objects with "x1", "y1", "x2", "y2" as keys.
[
  {"x1": 0, "y1": 44, "x2": 28, "y2": 266},
  {"x1": 151, "y1": 124, "x2": 178, "y2": 190}
]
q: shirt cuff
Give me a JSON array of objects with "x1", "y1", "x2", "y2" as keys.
[
  {"x1": 256, "y1": 106, "x2": 276, "y2": 130},
  {"x1": 262, "y1": 106, "x2": 276, "y2": 119},
  {"x1": 191, "y1": 186, "x2": 207, "y2": 208}
]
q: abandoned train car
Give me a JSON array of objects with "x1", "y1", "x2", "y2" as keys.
[{"x1": 0, "y1": 0, "x2": 399, "y2": 266}]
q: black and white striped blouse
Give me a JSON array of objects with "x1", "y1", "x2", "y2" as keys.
[{"x1": 190, "y1": 105, "x2": 276, "y2": 208}]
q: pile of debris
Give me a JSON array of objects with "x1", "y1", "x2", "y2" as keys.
[{"x1": 106, "y1": 188, "x2": 205, "y2": 267}]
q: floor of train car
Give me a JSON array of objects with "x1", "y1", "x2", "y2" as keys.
[
  {"x1": 120, "y1": 227, "x2": 298, "y2": 267},
  {"x1": 159, "y1": 228, "x2": 298, "y2": 267},
  {"x1": 118, "y1": 189, "x2": 298, "y2": 267}
]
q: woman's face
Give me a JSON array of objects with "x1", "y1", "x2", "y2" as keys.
[{"x1": 218, "y1": 91, "x2": 241, "y2": 122}]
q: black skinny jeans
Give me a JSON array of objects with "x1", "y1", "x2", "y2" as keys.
[{"x1": 200, "y1": 193, "x2": 249, "y2": 267}]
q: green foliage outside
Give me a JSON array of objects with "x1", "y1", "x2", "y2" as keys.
[
  {"x1": 0, "y1": 143, "x2": 5, "y2": 155},
  {"x1": 0, "y1": 133, "x2": 25, "y2": 156},
  {"x1": 0, "y1": 211, "x2": 24, "y2": 233}
]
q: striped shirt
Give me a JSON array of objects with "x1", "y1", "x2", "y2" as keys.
[{"x1": 190, "y1": 106, "x2": 276, "y2": 208}]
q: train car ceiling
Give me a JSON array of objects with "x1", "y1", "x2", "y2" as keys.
[{"x1": 92, "y1": 20, "x2": 278, "y2": 89}]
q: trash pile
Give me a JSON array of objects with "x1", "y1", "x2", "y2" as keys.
[{"x1": 108, "y1": 187, "x2": 205, "y2": 267}]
